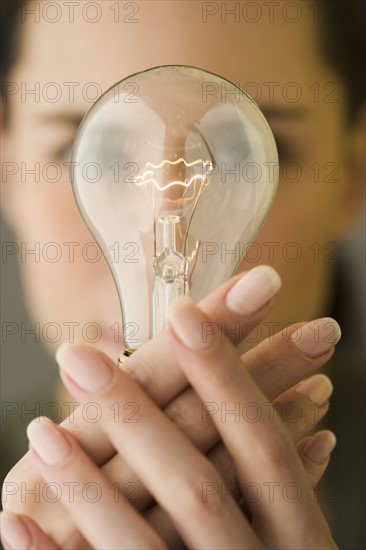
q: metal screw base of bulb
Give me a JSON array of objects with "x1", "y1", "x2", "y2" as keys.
[{"x1": 117, "y1": 348, "x2": 136, "y2": 366}]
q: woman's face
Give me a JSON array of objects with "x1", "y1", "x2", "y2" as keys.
[{"x1": 2, "y1": 1, "x2": 363, "y2": 358}]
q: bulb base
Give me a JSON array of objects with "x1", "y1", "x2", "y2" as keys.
[{"x1": 117, "y1": 347, "x2": 137, "y2": 367}]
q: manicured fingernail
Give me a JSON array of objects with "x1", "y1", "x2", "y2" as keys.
[
  {"x1": 225, "y1": 266, "x2": 281, "y2": 316},
  {"x1": 289, "y1": 318, "x2": 341, "y2": 358},
  {"x1": 27, "y1": 417, "x2": 71, "y2": 465},
  {"x1": 0, "y1": 512, "x2": 32, "y2": 550},
  {"x1": 303, "y1": 431, "x2": 337, "y2": 465},
  {"x1": 296, "y1": 374, "x2": 333, "y2": 404},
  {"x1": 56, "y1": 342, "x2": 114, "y2": 392},
  {"x1": 168, "y1": 297, "x2": 213, "y2": 350}
]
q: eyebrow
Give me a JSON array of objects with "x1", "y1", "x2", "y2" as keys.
[
  {"x1": 259, "y1": 106, "x2": 309, "y2": 121},
  {"x1": 37, "y1": 105, "x2": 308, "y2": 134},
  {"x1": 37, "y1": 113, "x2": 85, "y2": 127}
]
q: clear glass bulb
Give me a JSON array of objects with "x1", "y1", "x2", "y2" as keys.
[{"x1": 71, "y1": 65, "x2": 279, "y2": 352}]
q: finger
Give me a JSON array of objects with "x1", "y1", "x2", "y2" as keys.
[
  {"x1": 141, "y1": 429, "x2": 337, "y2": 549},
  {"x1": 158, "y1": 319, "x2": 339, "y2": 461},
  {"x1": 60, "y1": 314, "x2": 339, "y2": 464},
  {"x1": 100, "y1": 387, "x2": 239, "y2": 512},
  {"x1": 26, "y1": 418, "x2": 166, "y2": 550},
  {"x1": 143, "y1": 443, "x2": 243, "y2": 550},
  {"x1": 273, "y1": 374, "x2": 333, "y2": 442},
  {"x1": 136, "y1": 318, "x2": 340, "y2": 470},
  {"x1": 99, "y1": 372, "x2": 333, "y2": 510},
  {"x1": 243, "y1": 317, "x2": 341, "y2": 400},
  {"x1": 144, "y1": 507, "x2": 186, "y2": 550},
  {"x1": 162, "y1": 373, "x2": 333, "y2": 450},
  {"x1": 297, "y1": 430, "x2": 337, "y2": 489},
  {"x1": 59, "y1": 266, "x2": 280, "y2": 463},
  {"x1": 61, "y1": 271, "x2": 341, "y2": 467},
  {"x1": 143, "y1": 428, "x2": 337, "y2": 548},
  {"x1": 206, "y1": 430, "x2": 335, "y2": 508},
  {"x1": 56, "y1": 344, "x2": 262, "y2": 550},
  {"x1": 0, "y1": 511, "x2": 59, "y2": 550},
  {"x1": 167, "y1": 298, "x2": 335, "y2": 547},
  {"x1": 2, "y1": 454, "x2": 85, "y2": 550}
]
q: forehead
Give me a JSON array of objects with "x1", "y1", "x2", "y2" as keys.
[{"x1": 12, "y1": 0, "x2": 329, "y2": 110}]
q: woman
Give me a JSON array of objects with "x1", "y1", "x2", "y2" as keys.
[{"x1": 1, "y1": 0, "x2": 364, "y2": 547}]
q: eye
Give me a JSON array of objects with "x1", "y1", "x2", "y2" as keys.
[
  {"x1": 54, "y1": 142, "x2": 73, "y2": 163},
  {"x1": 273, "y1": 137, "x2": 291, "y2": 163}
]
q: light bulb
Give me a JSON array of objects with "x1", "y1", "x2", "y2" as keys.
[{"x1": 71, "y1": 65, "x2": 278, "y2": 356}]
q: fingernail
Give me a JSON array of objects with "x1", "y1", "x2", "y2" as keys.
[
  {"x1": 56, "y1": 342, "x2": 114, "y2": 392},
  {"x1": 303, "y1": 431, "x2": 337, "y2": 465},
  {"x1": 225, "y1": 266, "x2": 281, "y2": 316},
  {"x1": 168, "y1": 297, "x2": 213, "y2": 350},
  {"x1": 296, "y1": 374, "x2": 333, "y2": 404},
  {"x1": 0, "y1": 512, "x2": 32, "y2": 550},
  {"x1": 27, "y1": 417, "x2": 71, "y2": 465},
  {"x1": 289, "y1": 318, "x2": 341, "y2": 358}
]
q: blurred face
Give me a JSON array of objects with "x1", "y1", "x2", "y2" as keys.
[{"x1": 1, "y1": 0, "x2": 362, "y2": 358}]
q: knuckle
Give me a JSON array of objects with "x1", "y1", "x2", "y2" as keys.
[
  {"x1": 260, "y1": 429, "x2": 294, "y2": 467},
  {"x1": 209, "y1": 445, "x2": 235, "y2": 483},
  {"x1": 253, "y1": 343, "x2": 289, "y2": 384},
  {"x1": 278, "y1": 394, "x2": 329, "y2": 434},
  {"x1": 175, "y1": 463, "x2": 223, "y2": 517},
  {"x1": 2, "y1": 454, "x2": 36, "y2": 512},
  {"x1": 209, "y1": 446, "x2": 241, "y2": 502},
  {"x1": 165, "y1": 389, "x2": 200, "y2": 430}
]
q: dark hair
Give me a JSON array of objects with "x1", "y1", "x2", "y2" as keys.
[
  {"x1": 1, "y1": 0, "x2": 365, "y2": 125},
  {"x1": 318, "y1": 0, "x2": 366, "y2": 122},
  {"x1": 0, "y1": 0, "x2": 24, "y2": 127}
]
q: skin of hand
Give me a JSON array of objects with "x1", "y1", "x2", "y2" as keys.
[
  {"x1": 0, "y1": 291, "x2": 339, "y2": 550},
  {"x1": 1, "y1": 266, "x2": 340, "y2": 549}
]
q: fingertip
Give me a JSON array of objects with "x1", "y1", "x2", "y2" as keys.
[
  {"x1": 288, "y1": 318, "x2": 341, "y2": 359},
  {"x1": 168, "y1": 297, "x2": 213, "y2": 351},
  {"x1": 225, "y1": 265, "x2": 281, "y2": 316},
  {"x1": 56, "y1": 342, "x2": 116, "y2": 393},
  {"x1": 55, "y1": 340, "x2": 87, "y2": 367},
  {"x1": 1, "y1": 511, "x2": 32, "y2": 550},
  {"x1": 302, "y1": 430, "x2": 337, "y2": 465}
]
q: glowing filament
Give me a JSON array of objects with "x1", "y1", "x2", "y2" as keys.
[{"x1": 135, "y1": 158, "x2": 213, "y2": 191}]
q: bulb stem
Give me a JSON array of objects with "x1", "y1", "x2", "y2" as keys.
[
  {"x1": 152, "y1": 215, "x2": 188, "y2": 336},
  {"x1": 161, "y1": 215, "x2": 179, "y2": 249}
]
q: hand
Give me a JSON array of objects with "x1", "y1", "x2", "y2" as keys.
[
  {"x1": 2, "y1": 267, "x2": 340, "y2": 548},
  {"x1": 1, "y1": 296, "x2": 338, "y2": 549}
]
